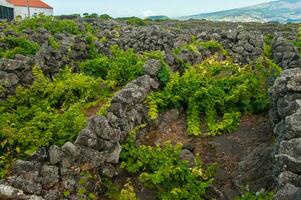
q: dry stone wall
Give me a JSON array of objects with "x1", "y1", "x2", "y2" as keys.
[
  {"x1": 271, "y1": 35, "x2": 301, "y2": 70},
  {"x1": 269, "y1": 68, "x2": 301, "y2": 200},
  {"x1": 0, "y1": 62, "x2": 161, "y2": 200},
  {"x1": 1, "y1": 19, "x2": 274, "y2": 100}
]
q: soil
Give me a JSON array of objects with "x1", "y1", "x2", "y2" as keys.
[
  {"x1": 84, "y1": 102, "x2": 104, "y2": 118},
  {"x1": 103, "y1": 111, "x2": 274, "y2": 200},
  {"x1": 138, "y1": 112, "x2": 274, "y2": 200}
]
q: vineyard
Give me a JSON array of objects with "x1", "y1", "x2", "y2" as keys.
[{"x1": 0, "y1": 15, "x2": 300, "y2": 200}]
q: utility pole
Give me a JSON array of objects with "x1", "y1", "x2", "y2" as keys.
[{"x1": 26, "y1": 0, "x2": 30, "y2": 18}]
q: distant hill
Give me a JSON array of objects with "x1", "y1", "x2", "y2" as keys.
[
  {"x1": 180, "y1": 0, "x2": 301, "y2": 23},
  {"x1": 146, "y1": 15, "x2": 169, "y2": 21}
]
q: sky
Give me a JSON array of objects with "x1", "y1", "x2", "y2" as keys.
[{"x1": 43, "y1": 0, "x2": 274, "y2": 18}]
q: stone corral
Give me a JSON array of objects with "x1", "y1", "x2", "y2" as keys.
[
  {"x1": 269, "y1": 68, "x2": 301, "y2": 199},
  {"x1": 0, "y1": 61, "x2": 161, "y2": 199}
]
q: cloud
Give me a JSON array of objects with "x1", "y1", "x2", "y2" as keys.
[{"x1": 142, "y1": 10, "x2": 158, "y2": 17}]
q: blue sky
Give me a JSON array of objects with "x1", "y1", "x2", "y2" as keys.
[{"x1": 44, "y1": 0, "x2": 274, "y2": 18}]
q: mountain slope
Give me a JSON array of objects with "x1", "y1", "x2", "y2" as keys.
[{"x1": 180, "y1": 0, "x2": 301, "y2": 23}]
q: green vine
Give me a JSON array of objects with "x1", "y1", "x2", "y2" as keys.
[
  {"x1": 147, "y1": 56, "x2": 281, "y2": 136},
  {"x1": 120, "y1": 125, "x2": 215, "y2": 199}
]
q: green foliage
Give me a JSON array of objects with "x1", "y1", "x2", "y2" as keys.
[
  {"x1": 0, "y1": 67, "x2": 110, "y2": 178},
  {"x1": 103, "y1": 178, "x2": 138, "y2": 200},
  {"x1": 236, "y1": 191, "x2": 274, "y2": 200},
  {"x1": 147, "y1": 57, "x2": 281, "y2": 136},
  {"x1": 63, "y1": 190, "x2": 71, "y2": 197},
  {"x1": 117, "y1": 17, "x2": 146, "y2": 26},
  {"x1": 48, "y1": 36, "x2": 60, "y2": 49},
  {"x1": 263, "y1": 34, "x2": 273, "y2": 59},
  {"x1": 99, "y1": 14, "x2": 113, "y2": 20},
  {"x1": 174, "y1": 40, "x2": 228, "y2": 56},
  {"x1": 85, "y1": 34, "x2": 99, "y2": 59},
  {"x1": 0, "y1": 85, "x2": 4, "y2": 93},
  {"x1": 198, "y1": 40, "x2": 228, "y2": 55},
  {"x1": 80, "y1": 55, "x2": 110, "y2": 78},
  {"x1": 83, "y1": 13, "x2": 113, "y2": 20},
  {"x1": 77, "y1": 171, "x2": 98, "y2": 200},
  {"x1": 295, "y1": 26, "x2": 301, "y2": 56},
  {"x1": 120, "y1": 126, "x2": 214, "y2": 199},
  {"x1": 83, "y1": 13, "x2": 99, "y2": 18},
  {"x1": 94, "y1": 47, "x2": 139, "y2": 85},
  {"x1": 103, "y1": 178, "x2": 122, "y2": 200},
  {"x1": 172, "y1": 40, "x2": 228, "y2": 71},
  {"x1": 97, "y1": 101, "x2": 111, "y2": 117},
  {"x1": 80, "y1": 45, "x2": 144, "y2": 86},
  {"x1": 142, "y1": 51, "x2": 171, "y2": 85},
  {"x1": 17, "y1": 14, "x2": 80, "y2": 35},
  {"x1": 0, "y1": 80, "x2": 7, "y2": 93},
  {"x1": 0, "y1": 36, "x2": 40, "y2": 58},
  {"x1": 119, "y1": 181, "x2": 138, "y2": 200}
]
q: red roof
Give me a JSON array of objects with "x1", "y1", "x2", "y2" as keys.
[{"x1": 7, "y1": 0, "x2": 53, "y2": 9}]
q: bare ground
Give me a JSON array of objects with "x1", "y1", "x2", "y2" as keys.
[{"x1": 138, "y1": 111, "x2": 274, "y2": 200}]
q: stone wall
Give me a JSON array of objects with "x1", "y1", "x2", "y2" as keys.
[
  {"x1": 0, "y1": 55, "x2": 33, "y2": 100},
  {"x1": 269, "y1": 68, "x2": 301, "y2": 199},
  {"x1": 0, "y1": 30, "x2": 90, "y2": 100},
  {"x1": 0, "y1": 61, "x2": 161, "y2": 200},
  {"x1": 1, "y1": 19, "x2": 275, "y2": 100},
  {"x1": 271, "y1": 35, "x2": 301, "y2": 70}
]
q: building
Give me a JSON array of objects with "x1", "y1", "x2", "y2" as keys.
[{"x1": 0, "y1": 0, "x2": 53, "y2": 20}]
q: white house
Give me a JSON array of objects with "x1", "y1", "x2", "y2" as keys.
[{"x1": 0, "y1": 0, "x2": 53, "y2": 20}]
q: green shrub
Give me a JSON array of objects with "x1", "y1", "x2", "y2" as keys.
[
  {"x1": 0, "y1": 67, "x2": 110, "y2": 178},
  {"x1": 48, "y1": 36, "x2": 60, "y2": 49},
  {"x1": 236, "y1": 191, "x2": 274, "y2": 200},
  {"x1": 106, "y1": 45, "x2": 144, "y2": 85},
  {"x1": 263, "y1": 34, "x2": 273, "y2": 59},
  {"x1": 80, "y1": 56, "x2": 110, "y2": 79},
  {"x1": 119, "y1": 181, "x2": 138, "y2": 200},
  {"x1": 44, "y1": 18, "x2": 80, "y2": 35},
  {"x1": 0, "y1": 36, "x2": 40, "y2": 58},
  {"x1": 80, "y1": 45, "x2": 144, "y2": 86},
  {"x1": 83, "y1": 13, "x2": 98, "y2": 18},
  {"x1": 99, "y1": 14, "x2": 113, "y2": 20},
  {"x1": 117, "y1": 17, "x2": 146, "y2": 26},
  {"x1": 174, "y1": 40, "x2": 227, "y2": 56},
  {"x1": 102, "y1": 178, "x2": 138, "y2": 200},
  {"x1": 172, "y1": 40, "x2": 228, "y2": 71},
  {"x1": 120, "y1": 126, "x2": 214, "y2": 200},
  {"x1": 147, "y1": 57, "x2": 281, "y2": 136},
  {"x1": 85, "y1": 34, "x2": 99, "y2": 59},
  {"x1": 17, "y1": 14, "x2": 80, "y2": 35}
]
